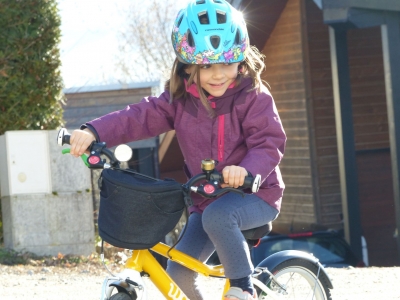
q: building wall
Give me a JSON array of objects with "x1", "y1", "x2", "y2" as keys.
[
  {"x1": 348, "y1": 27, "x2": 388, "y2": 151},
  {"x1": 159, "y1": 135, "x2": 186, "y2": 183},
  {"x1": 261, "y1": 0, "x2": 317, "y2": 233},
  {"x1": 304, "y1": 0, "x2": 397, "y2": 265},
  {"x1": 347, "y1": 27, "x2": 397, "y2": 266},
  {"x1": 303, "y1": 0, "x2": 342, "y2": 229},
  {"x1": 63, "y1": 87, "x2": 154, "y2": 129},
  {"x1": 261, "y1": 1, "x2": 398, "y2": 267}
]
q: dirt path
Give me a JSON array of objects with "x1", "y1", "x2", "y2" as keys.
[{"x1": 1, "y1": 264, "x2": 400, "y2": 299}]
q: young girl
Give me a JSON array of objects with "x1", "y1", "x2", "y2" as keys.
[{"x1": 70, "y1": 1, "x2": 286, "y2": 299}]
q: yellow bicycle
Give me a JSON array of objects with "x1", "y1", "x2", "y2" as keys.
[{"x1": 57, "y1": 128, "x2": 333, "y2": 300}]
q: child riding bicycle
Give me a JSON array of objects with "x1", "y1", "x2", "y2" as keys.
[{"x1": 69, "y1": 1, "x2": 286, "y2": 299}]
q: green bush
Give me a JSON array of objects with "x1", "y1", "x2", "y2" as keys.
[{"x1": 0, "y1": 0, "x2": 65, "y2": 136}]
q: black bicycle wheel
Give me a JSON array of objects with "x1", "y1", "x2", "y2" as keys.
[
  {"x1": 109, "y1": 292, "x2": 133, "y2": 300},
  {"x1": 257, "y1": 258, "x2": 333, "y2": 300}
]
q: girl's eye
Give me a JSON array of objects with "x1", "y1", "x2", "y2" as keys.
[
  {"x1": 200, "y1": 65, "x2": 211, "y2": 69},
  {"x1": 224, "y1": 63, "x2": 233, "y2": 66}
]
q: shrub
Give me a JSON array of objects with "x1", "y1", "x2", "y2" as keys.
[{"x1": 0, "y1": 0, "x2": 65, "y2": 135}]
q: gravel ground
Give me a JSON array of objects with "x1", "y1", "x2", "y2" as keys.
[{"x1": 1, "y1": 263, "x2": 400, "y2": 299}]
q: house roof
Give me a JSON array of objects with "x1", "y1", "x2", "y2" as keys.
[
  {"x1": 313, "y1": 0, "x2": 400, "y2": 28},
  {"x1": 64, "y1": 81, "x2": 161, "y2": 94},
  {"x1": 313, "y1": 0, "x2": 400, "y2": 12}
]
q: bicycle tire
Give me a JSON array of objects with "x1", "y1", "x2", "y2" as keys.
[
  {"x1": 109, "y1": 293, "x2": 133, "y2": 300},
  {"x1": 257, "y1": 258, "x2": 332, "y2": 300}
]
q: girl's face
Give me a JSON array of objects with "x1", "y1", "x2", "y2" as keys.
[{"x1": 186, "y1": 63, "x2": 240, "y2": 97}]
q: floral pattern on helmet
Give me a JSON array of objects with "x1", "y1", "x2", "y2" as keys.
[{"x1": 172, "y1": 25, "x2": 248, "y2": 64}]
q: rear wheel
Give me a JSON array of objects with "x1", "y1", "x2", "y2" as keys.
[
  {"x1": 109, "y1": 293, "x2": 133, "y2": 300},
  {"x1": 257, "y1": 259, "x2": 332, "y2": 300}
]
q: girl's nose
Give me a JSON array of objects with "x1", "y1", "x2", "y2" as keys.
[{"x1": 212, "y1": 65, "x2": 224, "y2": 78}]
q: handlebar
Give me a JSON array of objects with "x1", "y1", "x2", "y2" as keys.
[
  {"x1": 57, "y1": 128, "x2": 261, "y2": 201},
  {"x1": 57, "y1": 128, "x2": 120, "y2": 168}
]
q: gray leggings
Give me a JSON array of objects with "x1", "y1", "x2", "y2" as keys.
[{"x1": 166, "y1": 192, "x2": 279, "y2": 300}]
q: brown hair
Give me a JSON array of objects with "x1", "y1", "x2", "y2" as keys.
[{"x1": 165, "y1": 46, "x2": 266, "y2": 117}]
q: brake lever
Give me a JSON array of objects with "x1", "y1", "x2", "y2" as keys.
[
  {"x1": 215, "y1": 187, "x2": 245, "y2": 197},
  {"x1": 62, "y1": 148, "x2": 90, "y2": 167},
  {"x1": 193, "y1": 183, "x2": 245, "y2": 199}
]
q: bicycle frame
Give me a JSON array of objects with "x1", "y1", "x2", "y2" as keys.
[
  {"x1": 102, "y1": 241, "x2": 293, "y2": 300},
  {"x1": 115, "y1": 242, "x2": 229, "y2": 300}
]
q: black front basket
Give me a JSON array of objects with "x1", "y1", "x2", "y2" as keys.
[{"x1": 98, "y1": 168, "x2": 185, "y2": 249}]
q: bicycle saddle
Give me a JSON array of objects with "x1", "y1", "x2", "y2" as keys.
[{"x1": 241, "y1": 222, "x2": 272, "y2": 240}]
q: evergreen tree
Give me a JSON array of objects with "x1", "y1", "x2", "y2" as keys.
[{"x1": 0, "y1": 0, "x2": 65, "y2": 135}]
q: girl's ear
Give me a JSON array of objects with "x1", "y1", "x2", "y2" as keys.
[
  {"x1": 238, "y1": 63, "x2": 247, "y2": 75},
  {"x1": 184, "y1": 65, "x2": 193, "y2": 75},
  {"x1": 183, "y1": 65, "x2": 196, "y2": 81},
  {"x1": 238, "y1": 63, "x2": 245, "y2": 74},
  {"x1": 177, "y1": 63, "x2": 191, "y2": 78}
]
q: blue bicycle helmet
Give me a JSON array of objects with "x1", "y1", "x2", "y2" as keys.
[{"x1": 171, "y1": 0, "x2": 249, "y2": 64}]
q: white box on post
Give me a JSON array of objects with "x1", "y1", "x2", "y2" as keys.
[{"x1": 0, "y1": 131, "x2": 51, "y2": 197}]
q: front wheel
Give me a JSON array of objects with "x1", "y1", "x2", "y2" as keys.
[
  {"x1": 257, "y1": 259, "x2": 332, "y2": 300},
  {"x1": 109, "y1": 293, "x2": 133, "y2": 300}
]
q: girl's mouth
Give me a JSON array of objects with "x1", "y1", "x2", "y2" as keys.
[{"x1": 209, "y1": 82, "x2": 225, "y2": 87}]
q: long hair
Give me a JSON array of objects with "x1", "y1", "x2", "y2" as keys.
[{"x1": 165, "y1": 46, "x2": 266, "y2": 117}]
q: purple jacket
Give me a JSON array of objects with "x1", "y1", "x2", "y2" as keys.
[{"x1": 87, "y1": 78, "x2": 286, "y2": 212}]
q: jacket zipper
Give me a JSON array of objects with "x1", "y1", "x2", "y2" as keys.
[{"x1": 211, "y1": 102, "x2": 224, "y2": 161}]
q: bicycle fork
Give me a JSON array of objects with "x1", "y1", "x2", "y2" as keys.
[{"x1": 100, "y1": 268, "x2": 146, "y2": 300}]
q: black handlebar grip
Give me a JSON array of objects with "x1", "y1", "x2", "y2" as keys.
[
  {"x1": 64, "y1": 134, "x2": 71, "y2": 145},
  {"x1": 243, "y1": 174, "x2": 261, "y2": 193},
  {"x1": 243, "y1": 176, "x2": 254, "y2": 188},
  {"x1": 218, "y1": 173, "x2": 261, "y2": 193}
]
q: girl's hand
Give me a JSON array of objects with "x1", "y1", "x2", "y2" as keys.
[
  {"x1": 221, "y1": 165, "x2": 248, "y2": 188},
  {"x1": 69, "y1": 129, "x2": 96, "y2": 157}
]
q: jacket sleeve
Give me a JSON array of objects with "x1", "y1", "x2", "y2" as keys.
[
  {"x1": 86, "y1": 91, "x2": 176, "y2": 147},
  {"x1": 238, "y1": 87, "x2": 286, "y2": 183}
]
